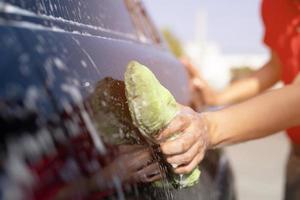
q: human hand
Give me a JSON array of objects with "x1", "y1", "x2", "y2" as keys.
[
  {"x1": 180, "y1": 57, "x2": 219, "y2": 107},
  {"x1": 180, "y1": 57, "x2": 205, "y2": 110},
  {"x1": 55, "y1": 145, "x2": 162, "y2": 200},
  {"x1": 156, "y1": 105, "x2": 211, "y2": 174},
  {"x1": 109, "y1": 144, "x2": 162, "y2": 183}
]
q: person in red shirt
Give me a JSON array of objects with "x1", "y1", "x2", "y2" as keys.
[{"x1": 157, "y1": 0, "x2": 300, "y2": 199}]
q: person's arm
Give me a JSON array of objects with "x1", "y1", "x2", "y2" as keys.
[
  {"x1": 181, "y1": 57, "x2": 206, "y2": 111},
  {"x1": 185, "y1": 51, "x2": 282, "y2": 106},
  {"x1": 208, "y1": 81, "x2": 300, "y2": 147},
  {"x1": 157, "y1": 78, "x2": 300, "y2": 174},
  {"x1": 294, "y1": 73, "x2": 300, "y2": 84}
]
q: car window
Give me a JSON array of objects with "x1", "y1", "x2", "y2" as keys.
[{"x1": 125, "y1": 0, "x2": 163, "y2": 45}]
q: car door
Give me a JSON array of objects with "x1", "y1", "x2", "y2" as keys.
[{"x1": 0, "y1": 1, "x2": 234, "y2": 199}]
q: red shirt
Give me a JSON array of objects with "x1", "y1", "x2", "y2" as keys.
[{"x1": 262, "y1": 0, "x2": 300, "y2": 144}]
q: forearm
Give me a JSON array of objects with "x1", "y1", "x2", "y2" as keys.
[
  {"x1": 157, "y1": 74, "x2": 299, "y2": 174},
  {"x1": 216, "y1": 69, "x2": 278, "y2": 105},
  {"x1": 215, "y1": 80, "x2": 261, "y2": 106},
  {"x1": 207, "y1": 83, "x2": 300, "y2": 147},
  {"x1": 213, "y1": 52, "x2": 281, "y2": 105}
]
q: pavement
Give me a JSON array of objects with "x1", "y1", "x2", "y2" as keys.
[{"x1": 225, "y1": 132, "x2": 290, "y2": 200}]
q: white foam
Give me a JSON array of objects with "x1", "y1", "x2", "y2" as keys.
[
  {"x1": 61, "y1": 84, "x2": 82, "y2": 104},
  {"x1": 24, "y1": 86, "x2": 39, "y2": 110},
  {"x1": 61, "y1": 83, "x2": 108, "y2": 154},
  {"x1": 0, "y1": 2, "x2": 36, "y2": 17},
  {"x1": 0, "y1": 2, "x2": 137, "y2": 40},
  {"x1": 0, "y1": 20, "x2": 138, "y2": 45},
  {"x1": 5, "y1": 153, "x2": 36, "y2": 190},
  {"x1": 81, "y1": 110, "x2": 106, "y2": 154},
  {"x1": 53, "y1": 57, "x2": 67, "y2": 70},
  {"x1": 80, "y1": 60, "x2": 87, "y2": 68}
]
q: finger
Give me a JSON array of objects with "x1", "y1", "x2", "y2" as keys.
[
  {"x1": 166, "y1": 140, "x2": 201, "y2": 166},
  {"x1": 180, "y1": 57, "x2": 197, "y2": 75},
  {"x1": 174, "y1": 152, "x2": 204, "y2": 174},
  {"x1": 192, "y1": 78, "x2": 206, "y2": 90},
  {"x1": 135, "y1": 163, "x2": 162, "y2": 183},
  {"x1": 142, "y1": 162, "x2": 161, "y2": 177},
  {"x1": 145, "y1": 174, "x2": 162, "y2": 182},
  {"x1": 179, "y1": 104, "x2": 195, "y2": 113},
  {"x1": 129, "y1": 148, "x2": 153, "y2": 171},
  {"x1": 156, "y1": 114, "x2": 190, "y2": 142},
  {"x1": 160, "y1": 127, "x2": 198, "y2": 156}
]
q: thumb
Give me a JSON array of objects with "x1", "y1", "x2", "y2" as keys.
[{"x1": 156, "y1": 114, "x2": 190, "y2": 142}]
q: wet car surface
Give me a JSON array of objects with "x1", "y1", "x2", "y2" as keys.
[{"x1": 0, "y1": 1, "x2": 235, "y2": 199}]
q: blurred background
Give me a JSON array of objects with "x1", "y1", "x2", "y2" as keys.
[{"x1": 144, "y1": 0, "x2": 289, "y2": 199}]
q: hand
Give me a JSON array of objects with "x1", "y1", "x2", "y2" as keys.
[
  {"x1": 156, "y1": 105, "x2": 210, "y2": 174},
  {"x1": 180, "y1": 57, "x2": 219, "y2": 107},
  {"x1": 55, "y1": 145, "x2": 162, "y2": 200},
  {"x1": 110, "y1": 144, "x2": 162, "y2": 183},
  {"x1": 180, "y1": 57, "x2": 205, "y2": 110}
]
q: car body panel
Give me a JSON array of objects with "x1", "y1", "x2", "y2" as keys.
[{"x1": 0, "y1": 1, "x2": 234, "y2": 199}]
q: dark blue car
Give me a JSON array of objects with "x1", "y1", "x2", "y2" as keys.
[{"x1": 0, "y1": 1, "x2": 235, "y2": 199}]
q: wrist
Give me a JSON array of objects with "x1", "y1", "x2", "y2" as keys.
[{"x1": 198, "y1": 112, "x2": 219, "y2": 149}]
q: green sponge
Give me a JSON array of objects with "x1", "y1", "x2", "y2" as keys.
[{"x1": 124, "y1": 61, "x2": 200, "y2": 188}]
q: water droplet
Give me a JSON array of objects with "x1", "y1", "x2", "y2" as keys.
[
  {"x1": 53, "y1": 57, "x2": 66, "y2": 70},
  {"x1": 80, "y1": 60, "x2": 87, "y2": 68},
  {"x1": 83, "y1": 81, "x2": 90, "y2": 87}
]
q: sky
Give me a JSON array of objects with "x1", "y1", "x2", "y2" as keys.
[{"x1": 144, "y1": 0, "x2": 268, "y2": 54}]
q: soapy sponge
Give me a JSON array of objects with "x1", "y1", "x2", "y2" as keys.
[{"x1": 124, "y1": 61, "x2": 200, "y2": 188}]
